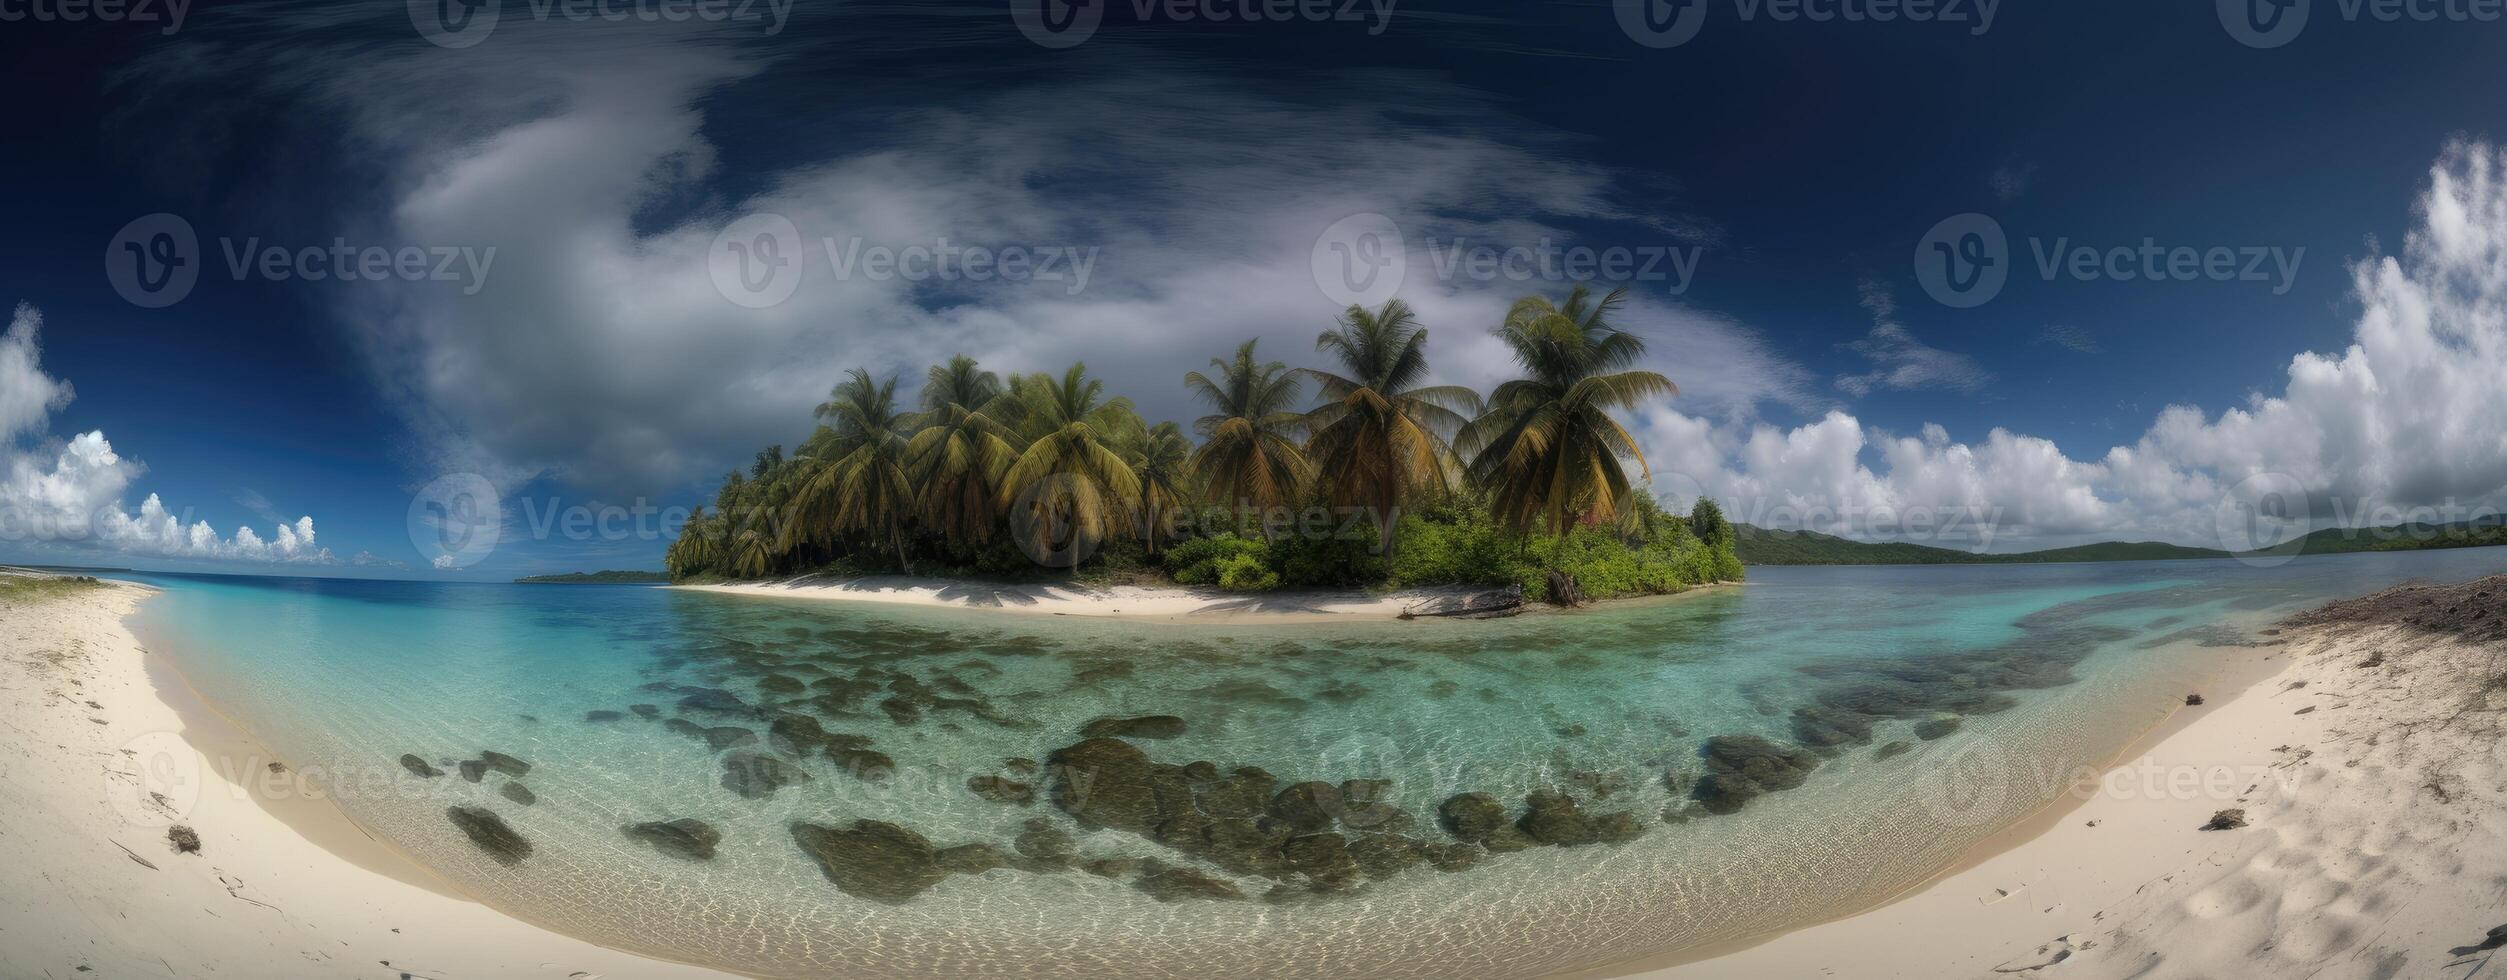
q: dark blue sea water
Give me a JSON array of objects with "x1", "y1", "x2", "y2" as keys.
[{"x1": 113, "y1": 548, "x2": 2507, "y2": 977}]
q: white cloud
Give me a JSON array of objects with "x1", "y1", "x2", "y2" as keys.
[
  {"x1": 0, "y1": 308, "x2": 332, "y2": 565},
  {"x1": 1835, "y1": 282, "x2": 1992, "y2": 397},
  {"x1": 0, "y1": 304, "x2": 75, "y2": 442},
  {"x1": 1647, "y1": 140, "x2": 2507, "y2": 551}
]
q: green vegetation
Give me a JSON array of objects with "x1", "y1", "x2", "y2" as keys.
[
  {"x1": 0, "y1": 574, "x2": 104, "y2": 603},
  {"x1": 513, "y1": 570, "x2": 672, "y2": 584},
  {"x1": 665, "y1": 286, "x2": 1742, "y2": 602}
]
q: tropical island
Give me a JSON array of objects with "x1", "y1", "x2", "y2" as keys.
[
  {"x1": 514, "y1": 570, "x2": 675, "y2": 584},
  {"x1": 663, "y1": 288, "x2": 1745, "y2": 607}
]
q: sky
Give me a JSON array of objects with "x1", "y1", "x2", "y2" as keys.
[{"x1": 4, "y1": 0, "x2": 2507, "y2": 578}]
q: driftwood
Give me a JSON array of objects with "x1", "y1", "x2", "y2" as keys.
[{"x1": 1399, "y1": 585, "x2": 1526, "y2": 620}]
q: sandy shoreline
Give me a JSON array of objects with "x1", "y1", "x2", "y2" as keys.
[
  {"x1": 676, "y1": 575, "x2": 1525, "y2": 621},
  {"x1": 0, "y1": 578, "x2": 738, "y2": 979},
  {"x1": 8, "y1": 573, "x2": 2503, "y2": 978},
  {"x1": 1602, "y1": 573, "x2": 2507, "y2": 978}
]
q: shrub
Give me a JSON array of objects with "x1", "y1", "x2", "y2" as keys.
[{"x1": 1213, "y1": 553, "x2": 1280, "y2": 592}]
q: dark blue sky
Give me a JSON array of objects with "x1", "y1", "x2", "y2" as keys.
[{"x1": 4, "y1": 0, "x2": 2504, "y2": 576}]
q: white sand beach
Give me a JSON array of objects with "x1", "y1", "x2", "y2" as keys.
[
  {"x1": 8, "y1": 573, "x2": 2504, "y2": 979},
  {"x1": 0, "y1": 578, "x2": 736, "y2": 980},
  {"x1": 674, "y1": 575, "x2": 1520, "y2": 621},
  {"x1": 1606, "y1": 573, "x2": 2507, "y2": 978}
]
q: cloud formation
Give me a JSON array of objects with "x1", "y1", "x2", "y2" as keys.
[
  {"x1": 1648, "y1": 140, "x2": 2507, "y2": 551},
  {"x1": 0, "y1": 306, "x2": 332, "y2": 564}
]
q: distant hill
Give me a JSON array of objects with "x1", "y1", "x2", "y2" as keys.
[
  {"x1": 1732, "y1": 526, "x2": 2226, "y2": 566},
  {"x1": 1736, "y1": 516, "x2": 2507, "y2": 567},
  {"x1": 513, "y1": 570, "x2": 671, "y2": 584}
]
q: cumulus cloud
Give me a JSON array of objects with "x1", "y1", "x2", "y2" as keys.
[
  {"x1": 0, "y1": 308, "x2": 332, "y2": 565},
  {"x1": 1647, "y1": 140, "x2": 2507, "y2": 551}
]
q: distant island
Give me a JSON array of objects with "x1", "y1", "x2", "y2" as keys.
[
  {"x1": 1735, "y1": 516, "x2": 2507, "y2": 566},
  {"x1": 665, "y1": 289, "x2": 1743, "y2": 605},
  {"x1": 514, "y1": 570, "x2": 673, "y2": 584}
]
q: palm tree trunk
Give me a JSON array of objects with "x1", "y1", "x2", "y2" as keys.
[{"x1": 892, "y1": 526, "x2": 914, "y2": 575}]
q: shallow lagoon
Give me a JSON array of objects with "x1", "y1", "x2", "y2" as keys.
[{"x1": 125, "y1": 549, "x2": 2507, "y2": 977}]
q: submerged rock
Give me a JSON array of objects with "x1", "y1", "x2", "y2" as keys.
[
  {"x1": 1874, "y1": 740, "x2": 1914, "y2": 761},
  {"x1": 1134, "y1": 863, "x2": 1245, "y2": 901},
  {"x1": 1518, "y1": 788, "x2": 1598, "y2": 846},
  {"x1": 458, "y1": 760, "x2": 487, "y2": 783},
  {"x1": 477, "y1": 750, "x2": 531, "y2": 777},
  {"x1": 827, "y1": 745, "x2": 896, "y2": 781},
  {"x1": 1691, "y1": 735, "x2": 1821, "y2": 815},
  {"x1": 934, "y1": 842, "x2": 1011, "y2": 875},
  {"x1": 399, "y1": 754, "x2": 443, "y2": 778},
  {"x1": 790, "y1": 820, "x2": 948, "y2": 904},
  {"x1": 701, "y1": 726, "x2": 759, "y2": 752},
  {"x1": 1079, "y1": 715, "x2": 1188, "y2": 739},
  {"x1": 585, "y1": 709, "x2": 625, "y2": 723},
  {"x1": 757, "y1": 673, "x2": 806, "y2": 695},
  {"x1": 1437, "y1": 792, "x2": 1511, "y2": 841},
  {"x1": 720, "y1": 752, "x2": 813, "y2": 799},
  {"x1": 1912, "y1": 716, "x2": 1962, "y2": 741},
  {"x1": 1268, "y1": 781, "x2": 1345, "y2": 835},
  {"x1": 1013, "y1": 818, "x2": 1077, "y2": 867},
  {"x1": 499, "y1": 782, "x2": 538, "y2": 806},
  {"x1": 629, "y1": 703, "x2": 662, "y2": 718},
  {"x1": 1047, "y1": 737, "x2": 1180, "y2": 833},
  {"x1": 968, "y1": 775, "x2": 1036, "y2": 806},
  {"x1": 676, "y1": 688, "x2": 754, "y2": 715},
  {"x1": 623, "y1": 818, "x2": 722, "y2": 861},
  {"x1": 447, "y1": 806, "x2": 533, "y2": 866}
]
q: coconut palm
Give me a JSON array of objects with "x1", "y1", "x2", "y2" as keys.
[
  {"x1": 1460, "y1": 285, "x2": 1677, "y2": 534},
  {"x1": 788, "y1": 369, "x2": 918, "y2": 571},
  {"x1": 996, "y1": 363, "x2": 1145, "y2": 562},
  {"x1": 1131, "y1": 420, "x2": 1195, "y2": 554},
  {"x1": 1301, "y1": 300, "x2": 1481, "y2": 558},
  {"x1": 906, "y1": 357, "x2": 1019, "y2": 553},
  {"x1": 1185, "y1": 340, "x2": 1311, "y2": 535}
]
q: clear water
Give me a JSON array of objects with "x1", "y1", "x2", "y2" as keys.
[{"x1": 117, "y1": 549, "x2": 2507, "y2": 977}]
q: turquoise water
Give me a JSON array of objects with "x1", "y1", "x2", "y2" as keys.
[{"x1": 119, "y1": 549, "x2": 2507, "y2": 977}]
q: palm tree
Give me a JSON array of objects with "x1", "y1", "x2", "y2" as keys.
[
  {"x1": 788, "y1": 369, "x2": 918, "y2": 572},
  {"x1": 1185, "y1": 340, "x2": 1311, "y2": 537},
  {"x1": 1301, "y1": 300, "x2": 1481, "y2": 558},
  {"x1": 1131, "y1": 420, "x2": 1195, "y2": 554},
  {"x1": 664, "y1": 506, "x2": 722, "y2": 579},
  {"x1": 906, "y1": 357, "x2": 1019, "y2": 553},
  {"x1": 997, "y1": 363, "x2": 1144, "y2": 563},
  {"x1": 1460, "y1": 285, "x2": 1677, "y2": 534}
]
